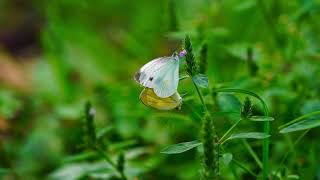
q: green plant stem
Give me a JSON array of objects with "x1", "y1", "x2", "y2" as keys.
[
  {"x1": 220, "y1": 145, "x2": 257, "y2": 178},
  {"x1": 282, "y1": 134, "x2": 299, "y2": 172},
  {"x1": 232, "y1": 159, "x2": 258, "y2": 178},
  {"x1": 168, "y1": 0, "x2": 178, "y2": 31},
  {"x1": 212, "y1": 88, "x2": 270, "y2": 179},
  {"x1": 94, "y1": 146, "x2": 127, "y2": 180},
  {"x1": 221, "y1": 116, "x2": 263, "y2": 169},
  {"x1": 256, "y1": 0, "x2": 281, "y2": 47},
  {"x1": 212, "y1": 111, "x2": 240, "y2": 117},
  {"x1": 192, "y1": 80, "x2": 207, "y2": 112},
  {"x1": 229, "y1": 163, "x2": 240, "y2": 180},
  {"x1": 184, "y1": 103, "x2": 203, "y2": 121},
  {"x1": 219, "y1": 119, "x2": 241, "y2": 144},
  {"x1": 274, "y1": 129, "x2": 310, "y2": 177},
  {"x1": 192, "y1": 78, "x2": 219, "y2": 179},
  {"x1": 44, "y1": 27, "x2": 74, "y2": 101},
  {"x1": 202, "y1": 114, "x2": 218, "y2": 179},
  {"x1": 278, "y1": 111, "x2": 320, "y2": 129},
  {"x1": 242, "y1": 139, "x2": 263, "y2": 169}
]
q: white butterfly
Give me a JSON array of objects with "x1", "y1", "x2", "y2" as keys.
[{"x1": 135, "y1": 50, "x2": 186, "y2": 98}]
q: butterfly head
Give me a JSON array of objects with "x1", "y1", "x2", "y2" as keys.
[
  {"x1": 172, "y1": 49, "x2": 187, "y2": 60},
  {"x1": 179, "y1": 49, "x2": 187, "y2": 58}
]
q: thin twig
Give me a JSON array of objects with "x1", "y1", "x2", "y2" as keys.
[
  {"x1": 192, "y1": 80, "x2": 207, "y2": 112},
  {"x1": 94, "y1": 146, "x2": 127, "y2": 180}
]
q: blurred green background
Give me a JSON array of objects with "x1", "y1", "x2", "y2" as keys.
[{"x1": 0, "y1": 0, "x2": 319, "y2": 179}]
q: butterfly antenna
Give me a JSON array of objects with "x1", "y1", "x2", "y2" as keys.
[
  {"x1": 172, "y1": 43, "x2": 184, "y2": 55},
  {"x1": 172, "y1": 45, "x2": 179, "y2": 54}
]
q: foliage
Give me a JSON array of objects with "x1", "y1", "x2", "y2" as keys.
[{"x1": 0, "y1": 0, "x2": 320, "y2": 179}]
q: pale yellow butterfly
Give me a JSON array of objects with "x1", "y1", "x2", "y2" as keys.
[{"x1": 139, "y1": 88, "x2": 182, "y2": 110}]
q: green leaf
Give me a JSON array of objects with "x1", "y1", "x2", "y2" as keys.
[
  {"x1": 63, "y1": 152, "x2": 97, "y2": 163},
  {"x1": 224, "y1": 43, "x2": 249, "y2": 60},
  {"x1": 0, "y1": 168, "x2": 10, "y2": 175},
  {"x1": 96, "y1": 126, "x2": 113, "y2": 139},
  {"x1": 287, "y1": 174, "x2": 299, "y2": 179},
  {"x1": 301, "y1": 100, "x2": 320, "y2": 115},
  {"x1": 278, "y1": 111, "x2": 320, "y2": 130},
  {"x1": 248, "y1": 116, "x2": 274, "y2": 121},
  {"x1": 160, "y1": 140, "x2": 202, "y2": 154},
  {"x1": 49, "y1": 162, "x2": 113, "y2": 180},
  {"x1": 217, "y1": 94, "x2": 241, "y2": 113},
  {"x1": 227, "y1": 132, "x2": 270, "y2": 141},
  {"x1": 221, "y1": 153, "x2": 233, "y2": 165},
  {"x1": 217, "y1": 94, "x2": 241, "y2": 122},
  {"x1": 109, "y1": 140, "x2": 137, "y2": 151},
  {"x1": 192, "y1": 74, "x2": 208, "y2": 88},
  {"x1": 280, "y1": 118, "x2": 320, "y2": 133}
]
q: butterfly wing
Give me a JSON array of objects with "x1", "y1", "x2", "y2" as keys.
[
  {"x1": 140, "y1": 88, "x2": 182, "y2": 110},
  {"x1": 152, "y1": 59, "x2": 179, "y2": 98},
  {"x1": 135, "y1": 56, "x2": 179, "y2": 98},
  {"x1": 134, "y1": 57, "x2": 169, "y2": 88}
]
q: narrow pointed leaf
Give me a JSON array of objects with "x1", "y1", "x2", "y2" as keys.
[
  {"x1": 97, "y1": 126, "x2": 113, "y2": 139},
  {"x1": 227, "y1": 132, "x2": 270, "y2": 141},
  {"x1": 280, "y1": 118, "x2": 320, "y2": 133},
  {"x1": 248, "y1": 116, "x2": 274, "y2": 122},
  {"x1": 63, "y1": 152, "x2": 97, "y2": 163},
  {"x1": 287, "y1": 174, "x2": 299, "y2": 179},
  {"x1": 160, "y1": 140, "x2": 202, "y2": 154}
]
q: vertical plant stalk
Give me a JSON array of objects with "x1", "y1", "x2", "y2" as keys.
[
  {"x1": 117, "y1": 152, "x2": 126, "y2": 179},
  {"x1": 240, "y1": 97, "x2": 263, "y2": 168},
  {"x1": 168, "y1": 0, "x2": 178, "y2": 31},
  {"x1": 184, "y1": 35, "x2": 219, "y2": 179},
  {"x1": 219, "y1": 97, "x2": 263, "y2": 169},
  {"x1": 185, "y1": 35, "x2": 207, "y2": 112},
  {"x1": 262, "y1": 109, "x2": 270, "y2": 180},
  {"x1": 84, "y1": 102, "x2": 97, "y2": 145},
  {"x1": 221, "y1": 146, "x2": 258, "y2": 178},
  {"x1": 192, "y1": 81, "x2": 208, "y2": 112},
  {"x1": 195, "y1": 42, "x2": 209, "y2": 111},
  {"x1": 246, "y1": 47, "x2": 258, "y2": 77},
  {"x1": 256, "y1": 0, "x2": 283, "y2": 48},
  {"x1": 274, "y1": 129, "x2": 310, "y2": 177},
  {"x1": 242, "y1": 140, "x2": 263, "y2": 169},
  {"x1": 232, "y1": 159, "x2": 258, "y2": 178},
  {"x1": 199, "y1": 43, "x2": 208, "y2": 74},
  {"x1": 44, "y1": 3, "x2": 75, "y2": 101},
  {"x1": 84, "y1": 102, "x2": 127, "y2": 180},
  {"x1": 212, "y1": 88, "x2": 270, "y2": 179},
  {"x1": 202, "y1": 113, "x2": 219, "y2": 179},
  {"x1": 229, "y1": 162, "x2": 240, "y2": 180},
  {"x1": 184, "y1": 35, "x2": 198, "y2": 77}
]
